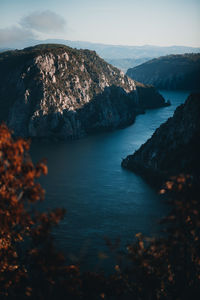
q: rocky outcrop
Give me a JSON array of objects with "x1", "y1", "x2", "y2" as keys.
[
  {"x1": 122, "y1": 93, "x2": 200, "y2": 186},
  {"x1": 0, "y1": 44, "x2": 168, "y2": 140},
  {"x1": 126, "y1": 53, "x2": 200, "y2": 90}
]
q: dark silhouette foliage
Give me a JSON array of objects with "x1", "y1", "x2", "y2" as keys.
[
  {"x1": 0, "y1": 124, "x2": 199, "y2": 299},
  {"x1": 0, "y1": 124, "x2": 81, "y2": 299},
  {"x1": 113, "y1": 175, "x2": 200, "y2": 299}
]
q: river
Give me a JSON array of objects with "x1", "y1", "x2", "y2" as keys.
[{"x1": 30, "y1": 90, "x2": 190, "y2": 271}]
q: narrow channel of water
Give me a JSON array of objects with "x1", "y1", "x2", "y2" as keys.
[{"x1": 30, "y1": 90, "x2": 190, "y2": 271}]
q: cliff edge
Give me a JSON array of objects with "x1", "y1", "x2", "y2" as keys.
[
  {"x1": 0, "y1": 44, "x2": 168, "y2": 140},
  {"x1": 122, "y1": 93, "x2": 200, "y2": 186}
]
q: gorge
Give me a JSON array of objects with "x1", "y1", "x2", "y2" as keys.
[
  {"x1": 30, "y1": 90, "x2": 190, "y2": 269},
  {"x1": 0, "y1": 43, "x2": 197, "y2": 272}
]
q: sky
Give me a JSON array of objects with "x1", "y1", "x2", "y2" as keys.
[{"x1": 0, "y1": 0, "x2": 200, "y2": 47}]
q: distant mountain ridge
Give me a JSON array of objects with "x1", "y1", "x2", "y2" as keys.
[
  {"x1": 0, "y1": 44, "x2": 168, "y2": 140},
  {"x1": 126, "y1": 53, "x2": 200, "y2": 90},
  {"x1": 2, "y1": 39, "x2": 200, "y2": 73},
  {"x1": 106, "y1": 57, "x2": 151, "y2": 73},
  {"x1": 2, "y1": 39, "x2": 200, "y2": 59},
  {"x1": 44, "y1": 40, "x2": 200, "y2": 59}
]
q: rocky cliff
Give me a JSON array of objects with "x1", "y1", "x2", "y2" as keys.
[
  {"x1": 0, "y1": 44, "x2": 168, "y2": 140},
  {"x1": 122, "y1": 93, "x2": 200, "y2": 186},
  {"x1": 126, "y1": 53, "x2": 200, "y2": 90}
]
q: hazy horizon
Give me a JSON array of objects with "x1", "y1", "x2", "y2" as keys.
[
  {"x1": 28, "y1": 38, "x2": 200, "y2": 48},
  {"x1": 2, "y1": 38, "x2": 200, "y2": 50},
  {"x1": 0, "y1": 0, "x2": 200, "y2": 48}
]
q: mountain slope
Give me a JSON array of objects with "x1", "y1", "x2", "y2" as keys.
[
  {"x1": 126, "y1": 53, "x2": 200, "y2": 90},
  {"x1": 122, "y1": 93, "x2": 200, "y2": 186},
  {"x1": 0, "y1": 44, "x2": 168, "y2": 140}
]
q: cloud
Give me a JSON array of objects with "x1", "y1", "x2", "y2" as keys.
[
  {"x1": 20, "y1": 10, "x2": 66, "y2": 34},
  {"x1": 0, "y1": 26, "x2": 35, "y2": 47},
  {"x1": 0, "y1": 11, "x2": 67, "y2": 48}
]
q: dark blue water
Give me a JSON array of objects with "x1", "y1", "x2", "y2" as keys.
[{"x1": 30, "y1": 90, "x2": 190, "y2": 270}]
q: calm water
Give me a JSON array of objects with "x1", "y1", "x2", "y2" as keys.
[{"x1": 31, "y1": 90, "x2": 190, "y2": 270}]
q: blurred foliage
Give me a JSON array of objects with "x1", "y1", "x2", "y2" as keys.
[
  {"x1": 0, "y1": 124, "x2": 199, "y2": 299},
  {"x1": 0, "y1": 124, "x2": 79, "y2": 299},
  {"x1": 116, "y1": 174, "x2": 200, "y2": 299}
]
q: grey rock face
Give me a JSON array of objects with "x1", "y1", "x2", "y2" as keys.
[
  {"x1": 122, "y1": 93, "x2": 200, "y2": 186},
  {"x1": 0, "y1": 44, "x2": 168, "y2": 139}
]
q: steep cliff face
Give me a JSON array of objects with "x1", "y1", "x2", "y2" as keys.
[
  {"x1": 122, "y1": 93, "x2": 200, "y2": 186},
  {"x1": 0, "y1": 44, "x2": 168, "y2": 139},
  {"x1": 126, "y1": 53, "x2": 200, "y2": 90}
]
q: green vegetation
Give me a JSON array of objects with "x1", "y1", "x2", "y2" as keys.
[{"x1": 127, "y1": 53, "x2": 200, "y2": 90}]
